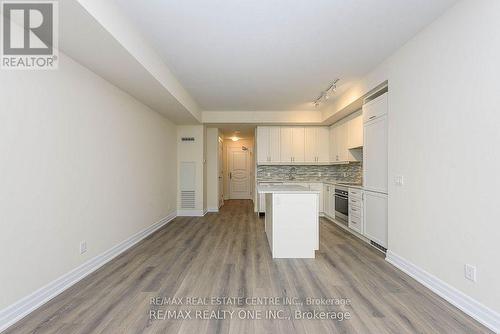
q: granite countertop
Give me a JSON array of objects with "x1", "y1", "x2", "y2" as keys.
[
  {"x1": 257, "y1": 184, "x2": 321, "y2": 194},
  {"x1": 257, "y1": 179, "x2": 364, "y2": 190}
]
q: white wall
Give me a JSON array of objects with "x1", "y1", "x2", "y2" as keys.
[
  {"x1": 0, "y1": 53, "x2": 177, "y2": 310},
  {"x1": 329, "y1": 0, "x2": 500, "y2": 317},
  {"x1": 177, "y1": 125, "x2": 205, "y2": 215}
]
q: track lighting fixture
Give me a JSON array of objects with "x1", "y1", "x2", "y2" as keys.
[{"x1": 313, "y1": 78, "x2": 340, "y2": 108}]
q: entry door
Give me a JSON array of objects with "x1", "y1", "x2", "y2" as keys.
[
  {"x1": 218, "y1": 138, "x2": 224, "y2": 207},
  {"x1": 228, "y1": 147, "x2": 251, "y2": 199}
]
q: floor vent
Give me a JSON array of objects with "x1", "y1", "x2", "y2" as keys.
[{"x1": 370, "y1": 241, "x2": 387, "y2": 253}]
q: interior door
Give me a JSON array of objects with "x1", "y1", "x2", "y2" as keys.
[
  {"x1": 218, "y1": 138, "x2": 224, "y2": 207},
  {"x1": 228, "y1": 147, "x2": 251, "y2": 199}
]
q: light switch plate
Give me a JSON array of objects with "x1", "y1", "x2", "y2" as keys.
[{"x1": 395, "y1": 175, "x2": 404, "y2": 186}]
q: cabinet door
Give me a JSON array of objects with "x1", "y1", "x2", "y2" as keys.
[
  {"x1": 317, "y1": 127, "x2": 330, "y2": 163},
  {"x1": 256, "y1": 127, "x2": 270, "y2": 164},
  {"x1": 292, "y1": 127, "x2": 305, "y2": 163},
  {"x1": 304, "y1": 127, "x2": 317, "y2": 163},
  {"x1": 363, "y1": 115, "x2": 388, "y2": 193},
  {"x1": 329, "y1": 125, "x2": 339, "y2": 162},
  {"x1": 323, "y1": 184, "x2": 330, "y2": 215},
  {"x1": 337, "y1": 121, "x2": 349, "y2": 162},
  {"x1": 309, "y1": 183, "x2": 323, "y2": 213},
  {"x1": 363, "y1": 191, "x2": 388, "y2": 247},
  {"x1": 348, "y1": 112, "x2": 363, "y2": 149},
  {"x1": 269, "y1": 127, "x2": 281, "y2": 163},
  {"x1": 329, "y1": 191, "x2": 336, "y2": 218},
  {"x1": 363, "y1": 93, "x2": 388, "y2": 123},
  {"x1": 280, "y1": 127, "x2": 293, "y2": 163}
]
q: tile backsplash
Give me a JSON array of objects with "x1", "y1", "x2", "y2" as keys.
[{"x1": 257, "y1": 164, "x2": 362, "y2": 183}]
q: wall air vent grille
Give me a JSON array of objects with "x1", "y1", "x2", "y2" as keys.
[
  {"x1": 181, "y1": 137, "x2": 195, "y2": 142},
  {"x1": 180, "y1": 190, "x2": 195, "y2": 209},
  {"x1": 180, "y1": 161, "x2": 196, "y2": 209}
]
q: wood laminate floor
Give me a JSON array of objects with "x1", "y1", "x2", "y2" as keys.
[{"x1": 5, "y1": 200, "x2": 491, "y2": 334}]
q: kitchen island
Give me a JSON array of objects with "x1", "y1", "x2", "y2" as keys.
[{"x1": 257, "y1": 184, "x2": 320, "y2": 258}]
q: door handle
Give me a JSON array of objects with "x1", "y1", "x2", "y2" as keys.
[
  {"x1": 369, "y1": 115, "x2": 376, "y2": 120},
  {"x1": 229, "y1": 172, "x2": 232, "y2": 179}
]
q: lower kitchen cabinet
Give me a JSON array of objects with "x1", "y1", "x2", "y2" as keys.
[
  {"x1": 363, "y1": 191, "x2": 388, "y2": 248},
  {"x1": 323, "y1": 184, "x2": 330, "y2": 216},
  {"x1": 309, "y1": 183, "x2": 324, "y2": 214}
]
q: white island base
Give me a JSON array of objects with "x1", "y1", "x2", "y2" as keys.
[{"x1": 259, "y1": 185, "x2": 319, "y2": 259}]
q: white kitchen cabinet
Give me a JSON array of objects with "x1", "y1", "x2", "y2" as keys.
[
  {"x1": 257, "y1": 127, "x2": 270, "y2": 164},
  {"x1": 280, "y1": 127, "x2": 293, "y2": 163},
  {"x1": 348, "y1": 188, "x2": 363, "y2": 234},
  {"x1": 305, "y1": 127, "x2": 330, "y2": 164},
  {"x1": 330, "y1": 117, "x2": 360, "y2": 164},
  {"x1": 257, "y1": 127, "x2": 280, "y2": 164},
  {"x1": 363, "y1": 93, "x2": 388, "y2": 193},
  {"x1": 330, "y1": 120, "x2": 348, "y2": 162},
  {"x1": 269, "y1": 127, "x2": 281, "y2": 163},
  {"x1": 323, "y1": 184, "x2": 331, "y2": 216},
  {"x1": 280, "y1": 127, "x2": 305, "y2": 163},
  {"x1": 329, "y1": 189, "x2": 336, "y2": 218},
  {"x1": 309, "y1": 183, "x2": 323, "y2": 214},
  {"x1": 347, "y1": 111, "x2": 363, "y2": 149},
  {"x1": 363, "y1": 93, "x2": 388, "y2": 123},
  {"x1": 363, "y1": 191, "x2": 388, "y2": 248},
  {"x1": 317, "y1": 127, "x2": 330, "y2": 163},
  {"x1": 304, "y1": 127, "x2": 316, "y2": 163},
  {"x1": 292, "y1": 127, "x2": 305, "y2": 163}
]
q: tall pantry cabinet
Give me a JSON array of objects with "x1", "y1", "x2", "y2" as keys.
[{"x1": 362, "y1": 92, "x2": 388, "y2": 248}]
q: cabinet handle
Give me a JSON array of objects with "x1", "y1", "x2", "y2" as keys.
[{"x1": 369, "y1": 115, "x2": 376, "y2": 120}]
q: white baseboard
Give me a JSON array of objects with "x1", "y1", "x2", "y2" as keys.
[
  {"x1": 206, "y1": 208, "x2": 219, "y2": 213},
  {"x1": 177, "y1": 209, "x2": 205, "y2": 217},
  {"x1": 386, "y1": 250, "x2": 500, "y2": 333},
  {"x1": 0, "y1": 211, "x2": 177, "y2": 333}
]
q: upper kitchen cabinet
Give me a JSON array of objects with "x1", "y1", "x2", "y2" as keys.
[
  {"x1": 363, "y1": 92, "x2": 388, "y2": 193},
  {"x1": 280, "y1": 127, "x2": 305, "y2": 164},
  {"x1": 347, "y1": 110, "x2": 363, "y2": 149},
  {"x1": 305, "y1": 127, "x2": 330, "y2": 164},
  {"x1": 363, "y1": 92, "x2": 388, "y2": 123},
  {"x1": 330, "y1": 116, "x2": 361, "y2": 164},
  {"x1": 256, "y1": 126, "x2": 281, "y2": 164}
]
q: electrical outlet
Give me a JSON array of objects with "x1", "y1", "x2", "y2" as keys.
[
  {"x1": 318, "y1": 172, "x2": 322, "y2": 177},
  {"x1": 343, "y1": 172, "x2": 347, "y2": 177},
  {"x1": 464, "y1": 264, "x2": 476, "y2": 282},
  {"x1": 395, "y1": 175, "x2": 404, "y2": 186},
  {"x1": 267, "y1": 173, "x2": 271, "y2": 177},
  {"x1": 80, "y1": 241, "x2": 87, "y2": 255}
]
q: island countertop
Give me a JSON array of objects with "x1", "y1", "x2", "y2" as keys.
[{"x1": 257, "y1": 184, "x2": 321, "y2": 194}]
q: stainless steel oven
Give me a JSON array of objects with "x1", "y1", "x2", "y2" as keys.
[{"x1": 335, "y1": 186, "x2": 349, "y2": 222}]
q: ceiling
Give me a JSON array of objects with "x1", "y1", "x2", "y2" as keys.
[
  {"x1": 113, "y1": 0, "x2": 457, "y2": 112},
  {"x1": 209, "y1": 124, "x2": 256, "y2": 140}
]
